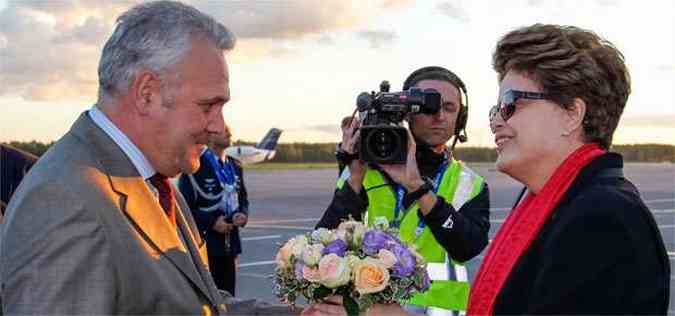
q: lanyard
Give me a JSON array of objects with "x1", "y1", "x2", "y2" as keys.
[
  {"x1": 204, "y1": 149, "x2": 236, "y2": 186},
  {"x1": 392, "y1": 160, "x2": 449, "y2": 239}
]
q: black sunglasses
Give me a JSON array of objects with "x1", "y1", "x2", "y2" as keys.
[{"x1": 489, "y1": 89, "x2": 550, "y2": 122}]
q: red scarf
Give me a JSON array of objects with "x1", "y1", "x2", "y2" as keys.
[{"x1": 467, "y1": 143, "x2": 604, "y2": 315}]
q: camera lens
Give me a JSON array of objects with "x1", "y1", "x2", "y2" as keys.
[{"x1": 366, "y1": 129, "x2": 400, "y2": 160}]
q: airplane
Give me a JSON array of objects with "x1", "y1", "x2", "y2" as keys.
[{"x1": 225, "y1": 128, "x2": 283, "y2": 165}]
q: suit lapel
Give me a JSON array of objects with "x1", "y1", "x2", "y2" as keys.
[
  {"x1": 174, "y1": 199, "x2": 224, "y2": 304},
  {"x1": 69, "y1": 111, "x2": 216, "y2": 305}
]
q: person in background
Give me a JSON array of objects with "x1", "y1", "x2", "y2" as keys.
[
  {"x1": 315, "y1": 66, "x2": 491, "y2": 315},
  {"x1": 179, "y1": 123, "x2": 249, "y2": 296},
  {"x1": 468, "y1": 23, "x2": 670, "y2": 315},
  {"x1": 0, "y1": 144, "x2": 38, "y2": 221}
]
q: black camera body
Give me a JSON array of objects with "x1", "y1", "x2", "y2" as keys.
[{"x1": 357, "y1": 81, "x2": 441, "y2": 164}]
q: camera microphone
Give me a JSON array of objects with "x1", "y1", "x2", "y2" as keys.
[
  {"x1": 457, "y1": 130, "x2": 468, "y2": 143},
  {"x1": 356, "y1": 92, "x2": 373, "y2": 112}
]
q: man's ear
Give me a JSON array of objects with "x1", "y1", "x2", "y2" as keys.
[
  {"x1": 131, "y1": 71, "x2": 162, "y2": 115},
  {"x1": 563, "y1": 97, "x2": 586, "y2": 135}
]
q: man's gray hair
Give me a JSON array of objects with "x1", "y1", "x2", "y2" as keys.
[{"x1": 97, "y1": 0, "x2": 235, "y2": 101}]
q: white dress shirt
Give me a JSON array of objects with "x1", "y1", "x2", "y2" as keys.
[{"x1": 88, "y1": 105, "x2": 156, "y2": 180}]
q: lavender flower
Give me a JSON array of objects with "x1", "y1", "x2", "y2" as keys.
[
  {"x1": 362, "y1": 230, "x2": 390, "y2": 255},
  {"x1": 389, "y1": 243, "x2": 416, "y2": 277},
  {"x1": 294, "y1": 262, "x2": 304, "y2": 280},
  {"x1": 418, "y1": 270, "x2": 431, "y2": 291},
  {"x1": 322, "y1": 239, "x2": 348, "y2": 257}
]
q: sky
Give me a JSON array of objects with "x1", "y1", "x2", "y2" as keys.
[{"x1": 0, "y1": 0, "x2": 673, "y2": 147}]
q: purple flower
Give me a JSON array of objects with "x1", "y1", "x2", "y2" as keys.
[
  {"x1": 383, "y1": 235, "x2": 404, "y2": 251},
  {"x1": 322, "y1": 239, "x2": 348, "y2": 257},
  {"x1": 294, "y1": 262, "x2": 304, "y2": 280},
  {"x1": 418, "y1": 270, "x2": 430, "y2": 291},
  {"x1": 389, "y1": 243, "x2": 416, "y2": 277},
  {"x1": 362, "y1": 230, "x2": 390, "y2": 255}
]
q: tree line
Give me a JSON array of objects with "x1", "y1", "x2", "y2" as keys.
[{"x1": 5, "y1": 140, "x2": 672, "y2": 163}]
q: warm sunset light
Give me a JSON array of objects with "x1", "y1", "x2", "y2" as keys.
[{"x1": 1, "y1": 0, "x2": 673, "y2": 145}]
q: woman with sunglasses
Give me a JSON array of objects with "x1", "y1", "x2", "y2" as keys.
[{"x1": 469, "y1": 24, "x2": 670, "y2": 315}]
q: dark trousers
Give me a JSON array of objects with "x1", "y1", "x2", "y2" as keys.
[{"x1": 208, "y1": 254, "x2": 236, "y2": 296}]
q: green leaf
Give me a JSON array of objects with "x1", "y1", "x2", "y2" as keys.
[
  {"x1": 343, "y1": 293, "x2": 360, "y2": 316},
  {"x1": 313, "y1": 286, "x2": 332, "y2": 300}
]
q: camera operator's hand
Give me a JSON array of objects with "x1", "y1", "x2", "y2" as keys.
[
  {"x1": 379, "y1": 130, "x2": 438, "y2": 215},
  {"x1": 341, "y1": 117, "x2": 367, "y2": 193},
  {"x1": 378, "y1": 129, "x2": 424, "y2": 192}
]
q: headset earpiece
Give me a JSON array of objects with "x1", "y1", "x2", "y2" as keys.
[{"x1": 403, "y1": 66, "x2": 470, "y2": 144}]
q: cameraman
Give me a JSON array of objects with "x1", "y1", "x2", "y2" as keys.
[{"x1": 316, "y1": 66, "x2": 490, "y2": 315}]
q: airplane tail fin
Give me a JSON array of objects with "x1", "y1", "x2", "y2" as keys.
[{"x1": 256, "y1": 128, "x2": 282, "y2": 150}]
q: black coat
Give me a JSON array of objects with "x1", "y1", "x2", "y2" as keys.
[
  {"x1": 178, "y1": 153, "x2": 249, "y2": 257},
  {"x1": 1, "y1": 144, "x2": 38, "y2": 214},
  {"x1": 493, "y1": 153, "x2": 670, "y2": 315}
]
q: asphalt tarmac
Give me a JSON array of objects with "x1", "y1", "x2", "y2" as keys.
[{"x1": 234, "y1": 163, "x2": 674, "y2": 313}]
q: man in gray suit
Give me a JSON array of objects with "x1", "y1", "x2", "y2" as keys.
[{"x1": 0, "y1": 1, "x2": 296, "y2": 315}]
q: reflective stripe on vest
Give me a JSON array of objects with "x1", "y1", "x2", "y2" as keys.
[{"x1": 337, "y1": 161, "x2": 483, "y2": 312}]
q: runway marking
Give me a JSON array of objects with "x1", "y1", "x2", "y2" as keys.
[
  {"x1": 247, "y1": 224, "x2": 313, "y2": 230},
  {"x1": 652, "y1": 209, "x2": 675, "y2": 214},
  {"x1": 249, "y1": 218, "x2": 320, "y2": 225},
  {"x1": 668, "y1": 252, "x2": 675, "y2": 257},
  {"x1": 239, "y1": 260, "x2": 277, "y2": 268},
  {"x1": 242, "y1": 235, "x2": 281, "y2": 241},
  {"x1": 239, "y1": 272, "x2": 272, "y2": 278},
  {"x1": 644, "y1": 198, "x2": 675, "y2": 203}
]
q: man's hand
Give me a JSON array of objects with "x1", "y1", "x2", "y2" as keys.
[
  {"x1": 341, "y1": 117, "x2": 367, "y2": 193},
  {"x1": 212, "y1": 215, "x2": 234, "y2": 234},
  {"x1": 378, "y1": 129, "x2": 423, "y2": 191},
  {"x1": 232, "y1": 212, "x2": 248, "y2": 227}
]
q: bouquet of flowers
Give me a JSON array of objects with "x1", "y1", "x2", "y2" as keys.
[{"x1": 274, "y1": 217, "x2": 430, "y2": 316}]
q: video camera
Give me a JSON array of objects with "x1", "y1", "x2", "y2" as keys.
[{"x1": 356, "y1": 80, "x2": 441, "y2": 164}]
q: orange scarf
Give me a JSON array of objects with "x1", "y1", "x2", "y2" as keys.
[{"x1": 467, "y1": 143, "x2": 604, "y2": 315}]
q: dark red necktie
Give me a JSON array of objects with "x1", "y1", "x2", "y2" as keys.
[{"x1": 149, "y1": 173, "x2": 177, "y2": 228}]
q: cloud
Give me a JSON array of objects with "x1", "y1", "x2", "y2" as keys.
[
  {"x1": 316, "y1": 35, "x2": 336, "y2": 46},
  {"x1": 357, "y1": 30, "x2": 397, "y2": 49},
  {"x1": 286, "y1": 124, "x2": 341, "y2": 135},
  {"x1": 0, "y1": 0, "x2": 412, "y2": 102},
  {"x1": 201, "y1": 1, "x2": 366, "y2": 39},
  {"x1": 437, "y1": 2, "x2": 470, "y2": 23},
  {"x1": 620, "y1": 114, "x2": 675, "y2": 128},
  {"x1": 654, "y1": 65, "x2": 675, "y2": 74},
  {"x1": 527, "y1": 0, "x2": 620, "y2": 7}
]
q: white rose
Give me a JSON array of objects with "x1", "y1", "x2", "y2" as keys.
[{"x1": 301, "y1": 243, "x2": 324, "y2": 266}]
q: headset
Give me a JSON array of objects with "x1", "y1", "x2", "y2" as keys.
[{"x1": 402, "y1": 66, "x2": 469, "y2": 149}]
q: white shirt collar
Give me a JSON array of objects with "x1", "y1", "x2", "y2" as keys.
[{"x1": 88, "y1": 105, "x2": 156, "y2": 179}]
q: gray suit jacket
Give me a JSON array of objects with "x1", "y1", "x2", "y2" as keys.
[{"x1": 0, "y1": 112, "x2": 227, "y2": 315}]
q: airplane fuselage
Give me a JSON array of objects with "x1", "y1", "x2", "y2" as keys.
[{"x1": 224, "y1": 146, "x2": 276, "y2": 165}]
